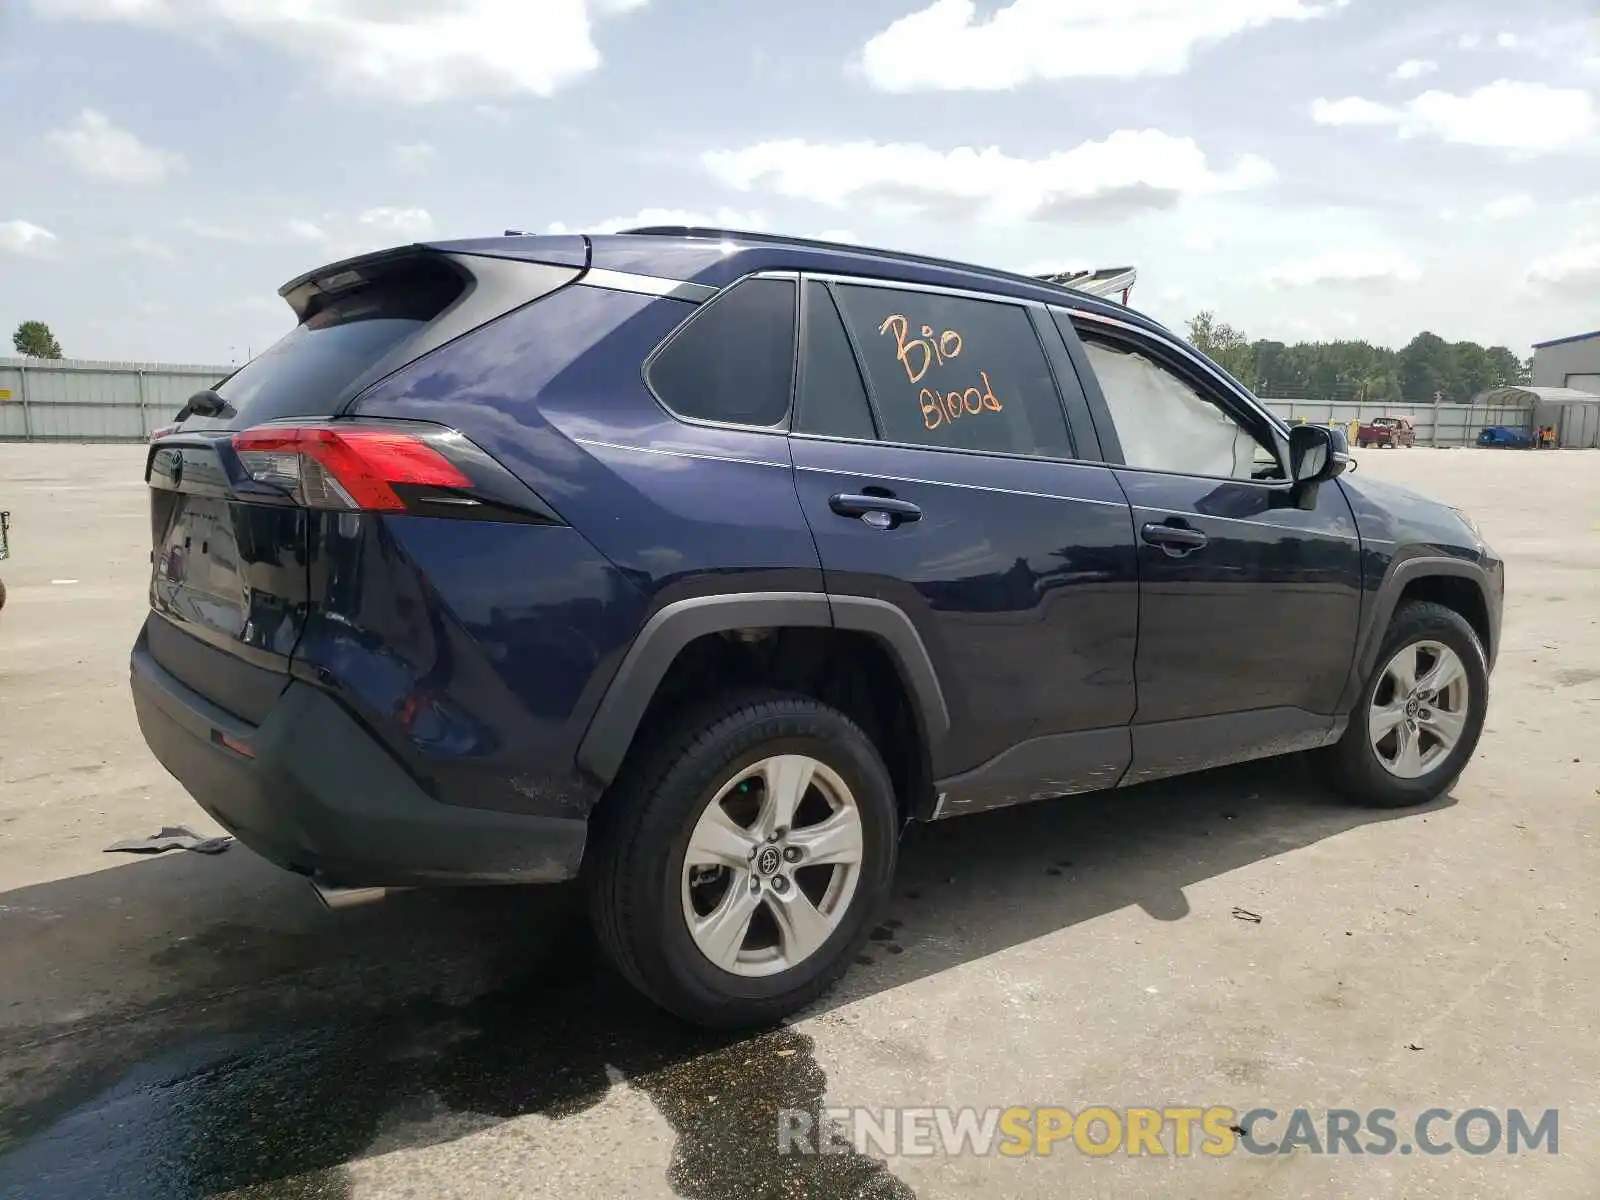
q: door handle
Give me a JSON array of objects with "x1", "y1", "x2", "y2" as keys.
[
  {"x1": 829, "y1": 492, "x2": 922, "y2": 527},
  {"x1": 1141, "y1": 521, "x2": 1208, "y2": 552}
]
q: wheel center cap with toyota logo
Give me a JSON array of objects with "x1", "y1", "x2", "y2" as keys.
[{"x1": 756, "y1": 847, "x2": 782, "y2": 876}]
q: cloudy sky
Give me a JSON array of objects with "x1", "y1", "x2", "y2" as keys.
[{"x1": 2, "y1": 0, "x2": 1597, "y2": 365}]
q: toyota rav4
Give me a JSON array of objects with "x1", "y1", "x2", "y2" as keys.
[{"x1": 130, "y1": 227, "x2": 1502, "y2": 1027}]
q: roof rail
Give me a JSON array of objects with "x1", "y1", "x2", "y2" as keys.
[{"x1": 616, "y1": 225, "x2": 1135, "y2": 303}]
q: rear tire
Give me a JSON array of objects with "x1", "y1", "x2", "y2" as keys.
[
  {"x1": 584, "y1": 690, "x2": 898, "y2": 1027},
  {"x1": 1322, "y1": 601, "x2": 1488, "y2": 808}
]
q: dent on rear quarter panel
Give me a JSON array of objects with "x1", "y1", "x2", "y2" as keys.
[{"x1": 293, "y1": 512, "x2": 647, "y2": 820}]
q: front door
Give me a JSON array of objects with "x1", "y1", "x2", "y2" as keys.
[
  {"x1": 1056, "y1": 310, "x2": 1364, "y2": 785},
  {"x1": 790, "y1": 278, "x2": 1139, "y2": 815}
]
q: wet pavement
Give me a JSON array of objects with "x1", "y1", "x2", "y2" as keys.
[
  {"x1": 0, "y1": 874, "x2": 917, "y2": 1199},
  {"x1": 0, "y1": 760, "x2": 1452, "y2": 1200}
]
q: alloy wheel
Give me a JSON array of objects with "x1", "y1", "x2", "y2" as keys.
[
  {"x1": 1369, "y1": 639, "x2": 1470, "y2": 779},
  {"x1": 680, "y1": 754, "x2": 864, "y2": 977}
]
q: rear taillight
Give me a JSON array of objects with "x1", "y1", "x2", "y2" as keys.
[{"x1": 232, "y1": 425, "x2": 471, "y2": 511}]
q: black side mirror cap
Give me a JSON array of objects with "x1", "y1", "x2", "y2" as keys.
[{"x1": 1288, "y1": 424, "x2": 1350, "y2": 486}]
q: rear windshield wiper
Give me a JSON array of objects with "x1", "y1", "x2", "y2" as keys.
[{"x1": 175, "y1": 389, "x2": 231, "y2": 422}]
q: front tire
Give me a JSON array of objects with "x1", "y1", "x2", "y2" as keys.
[
  {"x1": 1322, "y1": 601, "x2": 1488, "y2": 808},
  {"x1": 584, "y1": 690, "x2": 898, "y2": 1027}
]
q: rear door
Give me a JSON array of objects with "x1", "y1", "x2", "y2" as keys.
[
  {"x1": 790, "y1": 277, "x2": 1139, "y2": 816},
  {"x1": 1053, "y1": 309, "x2": 1363, "y2": 785}
]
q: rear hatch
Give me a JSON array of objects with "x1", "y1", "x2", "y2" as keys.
[{"x1": 142, "y1": 242, "x2": 585, "y2": 722}]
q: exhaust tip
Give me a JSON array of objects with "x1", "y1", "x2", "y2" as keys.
[{"x1": 311, "y1": 882, "x2": 393, "y2": 911}]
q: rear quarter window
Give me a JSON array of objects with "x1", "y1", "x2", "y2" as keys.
[{"x1": 646, "y1": 277, "x2": 797, "y2": 428}]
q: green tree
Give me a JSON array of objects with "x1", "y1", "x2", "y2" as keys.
[
  {"x1": 1448, "y1": 341, "x2": 1494, "y2": 401},
  {"x1": 1185, "y1": 310, "x2": 1257, "y2": 389},
  {"x1": 1398, "y1": 332, "x2": 1453, "y2": 403},
  {"x1": 1190, "y1": 313, "x2": 1529, "y2": 404},
  {"x1": 12, "y1": 320, "x2": 63, "y2": 359},
  {"x1": 1483, "y1": 346, "x2": 1531, "y2": 388}
]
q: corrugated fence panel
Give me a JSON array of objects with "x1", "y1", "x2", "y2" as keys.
[
  {"x1": 0, "y1": 357, "x2": 232, "y2": 442},
  {"x1": 0, "y1": 358, "x2": 1544, "y2": 447},
  {"x1": 1261, "y1": 399, "x2": 1535, "y2": 447}
]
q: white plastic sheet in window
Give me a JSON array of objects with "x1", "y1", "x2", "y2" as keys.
[{"x1": 1083, "y1": 341, "x2": 1255, "y2": 478}]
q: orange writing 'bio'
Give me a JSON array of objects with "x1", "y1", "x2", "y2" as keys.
[{"x1": 880, "y1": 314, "x2": 963, "y2": 385}]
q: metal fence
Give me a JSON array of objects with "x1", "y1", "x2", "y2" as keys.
[
  {"x1": 1260, "y1": 398, "x2": 1534, "y2": 447},
  {"x1": 0, "y1": 355, "x2": 1538, "y2": 448},
  {"x1": 0, "y1": 357, "x2": 232, "y2": 442}
]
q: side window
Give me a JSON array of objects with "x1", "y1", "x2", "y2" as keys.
[
  {"x1": 1074, "y1": 329, "x2": 1281, "y2": 481},
  {"x1": 795, "y1": 282, "x2": 877, "y2": 440},
  {"x1": 647, "y1": 277, "x2": 796, "y2": 427},
  {"x1": 832, "y1": 284, "x2": 1073, "y2": 459}
]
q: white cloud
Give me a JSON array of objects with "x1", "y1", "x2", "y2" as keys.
[
  {"x1": 857, "y1": 0, "x2": 1347, "y2": 91},
  {"x1": 286, "y1": 219, "x2": 327, "y2": 242},
  {"x1": 702, "y1": 131, "x2": 1275, "y2": 225},
  {"x1": 357, "y1": 207, "x2": 435, "y2": 240},
  {"x1": 1496, "y1": 32, "x2": 1520, "y2": 49},
  {"x1": 1311, "y1": 81, "x2": 1596, "y2": 151},
  {"x1": 31, "y1": 0, "x2": 650, "y2": 104},
  {"x1": 1457, "y1": 32, "x2": 1481, "y2": 49},
  {"x1": 1390, "y1": 58, "x2": 1436, "y2": 81},
  {"x1": 45, "y1": 109, "x2": 183, "y2": 185},
  {"x1": 1259, "y1": 250, "x2": 1421, "y2": 289},
  {"x1": 546, "y1": 207, "x2": 771, "y2": 235},
  {"x1": 1310, "y1": 96, "x2": 1395, "y2": 125},
  {"x1": 0, "y1": 219, "x2": 57, "y2": 255},
  {"x1": 393, "y1": 142, "x2": 436, "y2": 170},
  {"x1": 1528, "y1": 233, "x2": 1600, "y2": 294},
  {"x1": 1483, "y1": 194, "x2": 1534, "y2": 219}
]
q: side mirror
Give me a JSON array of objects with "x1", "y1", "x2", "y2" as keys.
[{"x1": 1288, "y1": 423, "x2": 1350, "y2": 486}]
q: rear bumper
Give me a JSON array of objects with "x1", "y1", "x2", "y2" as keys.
[{"x1": 130, "y1": 635, "x2": 587, "y2": 887}]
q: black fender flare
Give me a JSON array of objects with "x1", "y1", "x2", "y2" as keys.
[
  {"x1": 1339, "y1": 555, "x2": 1495, "y2": 713},
  {"x1": 576, "y1": 591, "x2": 950, "y2": 785}
]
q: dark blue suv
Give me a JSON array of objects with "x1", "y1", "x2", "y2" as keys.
[{"x1": 130, "y1": 227, "x2": 1503, "y2": 1026}]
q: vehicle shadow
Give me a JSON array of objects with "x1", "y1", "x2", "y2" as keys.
[{"x1": 0, "y1": 757, "x2": 1453, "y2": 1199}]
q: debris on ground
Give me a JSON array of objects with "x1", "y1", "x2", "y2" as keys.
[
  {"x1": 1231, "y1": 907, "x2": 1263, "y2": 923},
  {"x1": 104, "y1": 825, "x2": 234, "y2": 856}
]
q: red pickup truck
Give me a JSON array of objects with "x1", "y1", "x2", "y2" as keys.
[{"x1": 1356, "y1": 415, "x2": 1416, "y2": 448}]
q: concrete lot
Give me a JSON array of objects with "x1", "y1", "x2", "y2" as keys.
[{"x1": 0, "y1": 443, "x2": 1596, "y2": 1199}]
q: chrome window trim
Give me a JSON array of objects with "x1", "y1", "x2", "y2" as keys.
[
  {"x1": 573, "y1": 436, "x2": 791, "y2": 471},
  {"x1": 786, "y1": 429, "x2": 1110, "y2": 472},
  {"x1": 792, "y1": 461, "x2": 1127, "y2": 508},
  {"x1": 581, "y1": 267, "x2": 717, "y2": 304},
  {"x1": 807, "y1": 270, "x2": 1052, "y2": 309}
]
